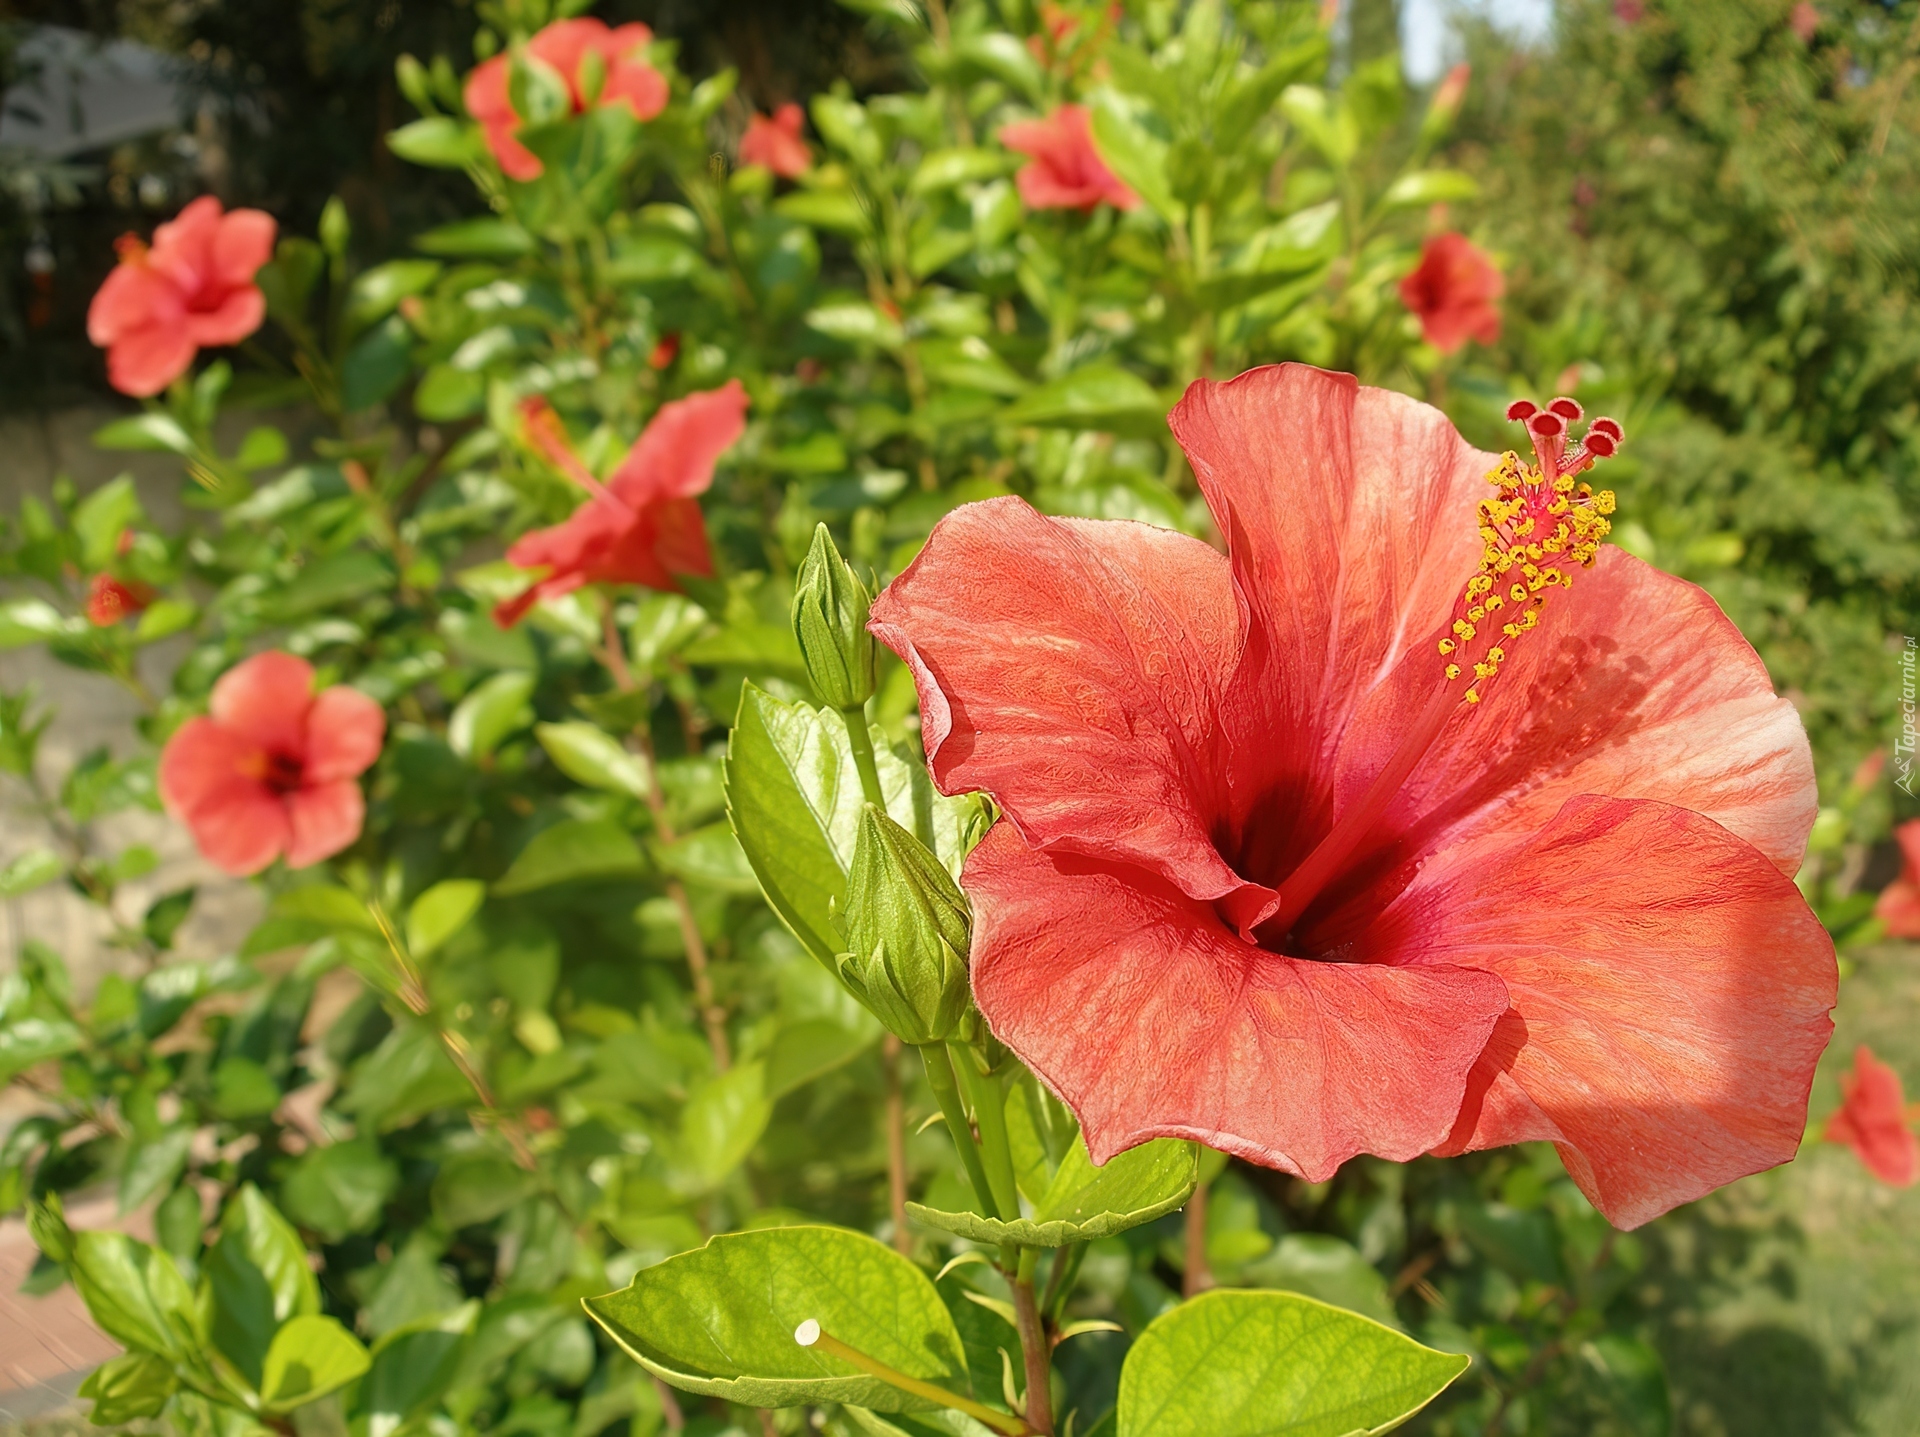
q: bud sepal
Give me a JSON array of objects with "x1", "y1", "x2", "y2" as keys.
[
  {"x1": 792, "y1": 523, "x2": 877, "y2": 710},
  {"x1": 837, "y1": 804, "x2": 973, "y2": 1046}
]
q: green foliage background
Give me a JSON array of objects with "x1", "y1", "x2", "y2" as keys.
[{"x1": 0, "y1": 2, "x2": 1912, "y2": 1436}]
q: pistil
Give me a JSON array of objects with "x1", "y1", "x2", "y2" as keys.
[{"x1": 1258, "y1": 397, "x2": 1623, "y2": 947}]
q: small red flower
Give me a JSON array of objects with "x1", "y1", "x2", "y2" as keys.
[
  {"x1": 495, "y1": 381, "x2": 749, "y2": 627},
  {"x1": 86, "y1": 196, "x2": 276, "y2": 397},
  {"x1": 159, "y1": 651, "x2": 385, "y2": 877},
  {"x1": 1400, "y1": 232, "x2": 1503, "y2": 354},
  {"x1": 86, "y1": 574, "x2": 152, "y2": 626},
  {"x1": 871, "y1": 364, "x2": 1836, "y2": 1229},
  {"x1": 738, "y1": 103, "x2": 811, "y2": 179},
  {"x1": 1790, "y1": 3, "x2": 1820, "y2": 44},
  {"x1": 647, "y1": 331, "x2": 681, "y2": 371},
  {"x1": 464, "y1": 18, "x2": 668, "y2": 182},
  {"x1": 998, "y1": 105, "x2": 1139, "y2": 214},
  {"x1": 1824, "y1": 1045, "x2": 1918, "y2": 1186},
  {"x1": 1875, "y1": 820, "x2": 1920, "y2": 938}
]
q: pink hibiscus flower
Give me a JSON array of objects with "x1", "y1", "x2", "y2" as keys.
[
  {"x1": 494, "y1": 381, "x2": 748, "y2": 627},
  {"x1": 464, "y1": 18, "x2": 668, "y2": 182},
  {"x1": 1824, "y1": 1045, "x2": 1918, "y2": 1187},
  {"x1": 1874, "y1": 820, "x2": 1920, "y2": 938},
  {"x1": 870, "y1": 364, "x2": 1836, "y2": 1229},
  {"x1": 998, "y1": 104, "x2": 1139, "y2": 213},
  {"x1": 739, "y1": 104, "x2": 811, "y2": 179},
  {"x1": 1400, "y1": 232, "x2": 1504, "y2": 354},
  {"x1": 159, "y1": 651, "x2": 385, "y2": 877},
  {"x1": 86, "y1": 196, "x2": 276, "y2": 397}
]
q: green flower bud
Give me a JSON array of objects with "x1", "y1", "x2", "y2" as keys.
[
  {"x1": 838, "y1": 805, "x2": 972, "y2": 1046},
  {"x1": 792, "y1": 523, "x2": 876, "y2": 710}
]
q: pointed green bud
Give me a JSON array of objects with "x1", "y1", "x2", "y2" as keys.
[
  {"x1": 792, "y1": 523, "x2": 876, "y2": 711},
  {"x1": 838, "y1": 805, "x2": 972, "y2": 1046}
]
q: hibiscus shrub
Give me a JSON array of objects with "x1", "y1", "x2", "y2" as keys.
[{"x1": 0, "y1": 2, "x2": 1882, "y2": 1435}]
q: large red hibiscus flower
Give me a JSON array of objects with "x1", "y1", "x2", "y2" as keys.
[
  {"x1": 870, "y1": 364, "x2": 1835, "y2": 1229},
  {"x1": 495, "y1": 381, "x2": 748, "y2": 627}
]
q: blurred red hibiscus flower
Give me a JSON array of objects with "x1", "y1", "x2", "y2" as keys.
[
  {"x1": 464, "y1": 18, "x2": 668, "y2": 181},
  {"x1": 86, "y1": 196, "x2": 276, "y2": 397},
  {"x1": 739, "y1": 104, "x2": 811, "y2": 178},
  {"x1": 999, "y1": 104, "x2": 1139, "y2": 213},
  {"x1": 495, "y1": 381, "x2": 748, "y2": 627},
  {"x1": 86, "y1": 574, "x2": 152, "y2": 626},
  {"x1": 1400, "y1": 231, "x2": 1504, "y2": 354},
  {"x1": 1824, "y1": 1045, "x2": 1917, "y2": 1186},
  {"x1": 160, "y1": 651, "x2": 384, "y2": 877},
  {"x1": 871, "y1": 363, "x2": 1836, "y2": 1229},
  {"x1": 1873, "y1": 819, "x2": 1920, "y2": 937}
]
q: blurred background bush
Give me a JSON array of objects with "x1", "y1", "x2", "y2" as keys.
[{"x1": 0, "y1": 2, "x2": 1913, "y2": 1435}]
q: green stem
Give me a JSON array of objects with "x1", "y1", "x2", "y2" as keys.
[
  {"x1": 952, "y1": 1045, "x2": 1021, "y2": 1225},
  {"x1": 920, "y1": 1043, "x2": 999, "y2": 1219},
  {"x1": 843, "y1": 705, "x2": 886, "y2": 810},
  {"x1": 797, "y1": 1322, "x2": 1033, "y2": 1436}
]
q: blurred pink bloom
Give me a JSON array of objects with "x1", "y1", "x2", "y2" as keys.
[
  {"x1": 1875, "y1": 820, "x2": 1920, "y2": 938},
  {"x1": 160, "y1": 652, "x2": 384, "y2": 876},
  {"x1": 739, "y1": 104, "x2": 811, "y2": 178},
  {"x1": 464, "y1": 19, "x2": 668, "y2": 181},
  {"x1": 496, "y1": 383, "x2": 748, "y2": 627},
  {"x1": 1790, "y1": 3, "x2": 1820, "y2": 43},
  {"x1": 86, "y1": 574, "x2": 151, "y2": 627},
  {"x1": 1400, "y1": 232, "x2": 1504, "y2": 353},
  {"x1": 1824, "y1": 1045, "x2": 1918, "y2": 1186},
  {"x1": 86, "y1": 196, "x2": 276, "y2": 397},
  {"x1": 999, "y1": 105, "x2": 1139, "y2": 213}
]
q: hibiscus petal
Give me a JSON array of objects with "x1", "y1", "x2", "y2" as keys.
[
  {"x1": 87, "y1": 263, "x2": 179, "y2": 347},
  {"x1": 284, "y1": 780, "x2": 366, "y2": 869},
  {"x1": 967, "y1": 823, "x2": 1512, "y2": 1181},
  {"x1": 1341, "y1": 547, "x2": 1816, "y2": 881},
  {"x1": 607, "y1": 381, "x2": 749, "y2": 504},
  {"x1": 304, "y1": 686, "x2": 386, "y2": 784},
  {"x1": 212, "y1": 209, "x2": 276, "y2": 289},
  {"x1": 870, "y1": 496, "x2": 1250, "y2": 905},
  {"x1": 105, "y1": 324, "x2": 198, "y2": 399},
  {"x1": 210, "y1": 651, "x2": 315, "y2": 756},
  {"x1": 1168, "y1": 366, "x2": 1490, "y2": 881},
  {"x1": 185, "y1": 288, "x2": 267, "y2": 349},
  {"x1": 1378, "y1": 793, "x2": 1836, "y2": 1229},
  {"x1": 159, "y1": 719, "x2": 288, "y2": 876}
]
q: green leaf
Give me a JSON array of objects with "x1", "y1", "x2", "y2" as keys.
[
  {"x1": 908, "y1": 1137, "x2": 1196, "y2": 1248},
  {"x1": 77, "y1": 1351, "x2": 177, "y2": 1424},
  {"x1": 386, "y1": 116, "x2": 482, "y2": 168},
  {"x1": 807, "y1": 300, "x2": 906, "y2": 349},
  {"x1": 0, "y1": 1015, "x2": 84, "y2": 1083},
  {"x1": 271, "y1": 884, "x2": 379, "y2": 933},
  {"x1": 221, "y1": 1184, "x2": 322, "y2": 1322},
  {"x1": 1087, "y1": 90, "x2": 1178, "y2": 220},
  {"x1": 765, "y1": 1017, "x2": 872, "y2": 1099},
  {"x1": 917, "y1": 338, "x2": 1026, "y2": 397},
  {"x1": 725, "y1": 686, "x2": 982, "y2": 967},
  {"x1": 492, "y1": 818, "x2": 647, "y2": 895},
  {"x1": 69, "y1": 1229, "x2": 202, "y2": 1359},
  {"x1": 118, "y1": 1126, "x2": 192, "y2": 1214},
  {"x1": 92, "y1": 413, "x2": 194, "y2": 454},
  {"x1": 953, "y1": 33, "x2": 1045, "y2": 102},
  {"x1": 0, "y1": 598, "x2": 83, "y2": 648},
  {"x1": 341, "y1": 313, "x2": 415, "y2": 412},
  {"x1": 346, "y1": 259, "x2": 443, "y2": 331},
  {"x1": 406, "y1": 879, "x2": 486, "y2": 958},
  {"x1": 260, "y1": 1314, "x2": 371, "y2": 1411},
  {"x1": 584, "y1": 1226, "x2": 969, "y2": 1412},
  {"x1": 1379, "y1": 169, "x2": 1480, "y2": 210},
  {"x1": 267, "y1": 549, "x2": 395, "y2": 620},
  {"x1": 432, "y1": 1150, "x2": 541, "y2": 1228},
  {"x1": 535, "y1": 721, "x2": 650, "y2": 797},
  {"x1": 73, "y1": 476, "x2": 144, "y2": 570},
  {"x1": 655, "y1": 822, "x2": 761, "y2": 894},
  {"x1": 1241, "y1": 1234, "x2": 1399, "y2": 1327},
  {"x1": 449, "y1": 670, "x2": 537, "y2": 761},
  {"x1": 279, "y1": 1138, "x2": 399, "y2": 1241},
  {"x1": 208, "y1": 1184, "x2": 319, "y2": 1387},
  {"x1": 1116, "y1": 1290, "x2": 1469, "y2": 1437},
  {"x1": 361, "y1": 1303, "x2": 478, "y2": 1426},
  {"x1": 0, "y1": 848, "x2": 63, "y2": 897},
  {"x1": 774, "y1": 189, "x2": 871, "y2": 237},
  {"x1": 675, "y1": 1061, "x2": 771, "y2": 1192},
  {"x1": 1002, "y1": 364, "x2": 1165, "y2": 434},
  {"x1": 910, "y1": 147, "x2": 1017, "y2": 193},
  {"x1": 415, "y1": 217, "x2": 537, "y2": 257}
]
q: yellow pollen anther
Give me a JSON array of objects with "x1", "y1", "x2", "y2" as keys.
[{"x1": 1436, "y1": 417, "x2": 1620, "y2": 695}]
